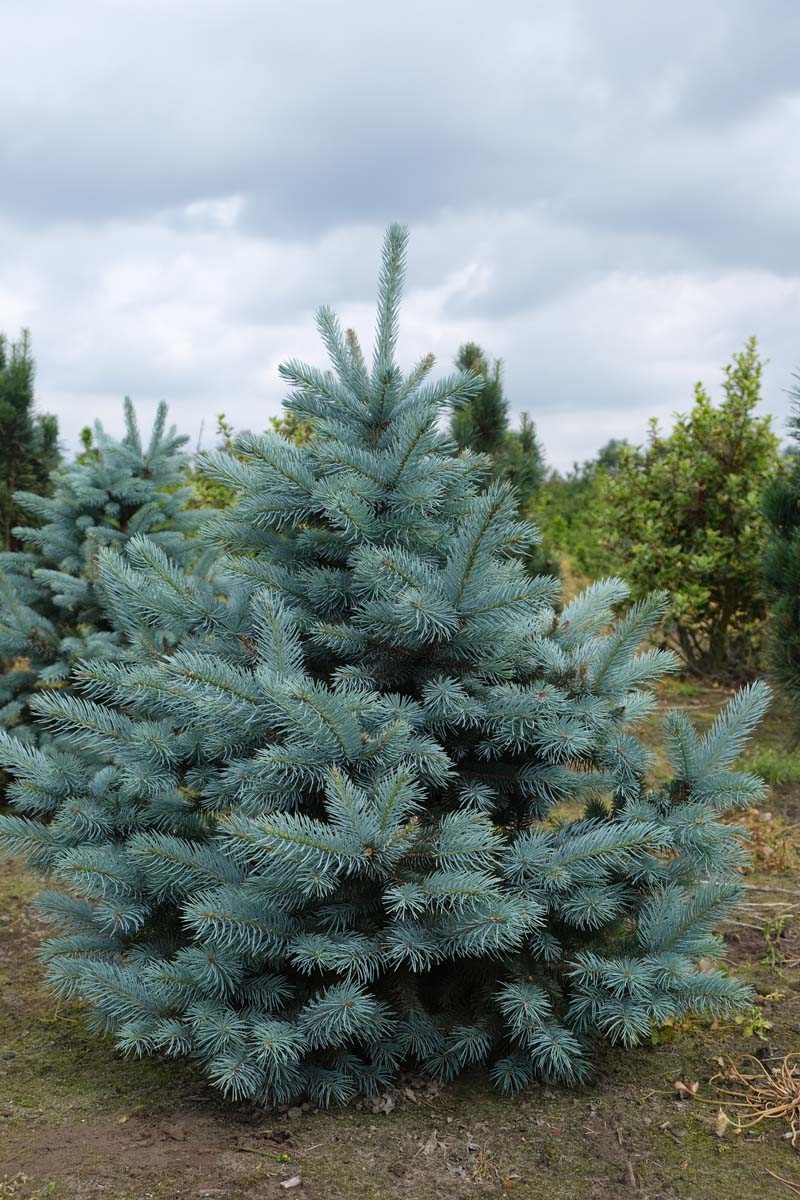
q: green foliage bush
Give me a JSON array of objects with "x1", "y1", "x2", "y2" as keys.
[
  {"x1": 596, "y1": 339, "x2": 780, "y2": 679},
  {"x1": 534, "y1": 446, "x2": 631, "y2": 587},
  {"x1": 0, "y1": 228, "x2": 767, "y2": 1107},
  {"x1": 763, "y1": 382, "x2": 800, "y2": 725}
]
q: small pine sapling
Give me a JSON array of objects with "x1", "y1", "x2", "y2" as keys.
[{"x1": 0, "y1": 399, "x2": 198, "y2": 744}]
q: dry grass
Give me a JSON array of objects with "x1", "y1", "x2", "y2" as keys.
[
  {"x1": 710, "y1": 1054, "x2": 800, "y2": 1145},
  {"x1": 729, "y1": 807, "x2": 800, "y2": 873}
]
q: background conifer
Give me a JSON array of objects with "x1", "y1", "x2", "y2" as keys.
[
  {"x1": 0, "y1": 329, "x2": 60, "y2": 552},
  {"x1": 450, "y1": 343, "x2": 545, "y2": 510},
  {"x1": 0, "y1": 398, "x2": 197, "y2": 744}
]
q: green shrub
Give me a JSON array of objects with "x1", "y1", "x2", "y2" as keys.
[
  {"x1": 597, "y1": 339, "x2": 780, "y2": 680},
  {"x1": 763, "y1": 381, "x2": 800, "y2": 728}
]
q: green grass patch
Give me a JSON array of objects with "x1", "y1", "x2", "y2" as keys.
[{"x1": 744, "y1": 746, "x2": 800, "y2": 787}]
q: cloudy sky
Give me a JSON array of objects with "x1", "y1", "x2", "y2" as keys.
[{"x1": 1, "y1": 0, "x2": 798, "y2": 470}]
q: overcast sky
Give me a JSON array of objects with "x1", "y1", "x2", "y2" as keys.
[{"x1": 1, "y1": 0, "x2": 798, "y2": 470}]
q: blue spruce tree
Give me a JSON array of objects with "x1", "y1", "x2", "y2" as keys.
[
  {"x1": 0, "y1": 228, "x2": 769, "y2": 1105},
  {"x1": 0, "y1": 398, "x2": 197, "y2": 745}
]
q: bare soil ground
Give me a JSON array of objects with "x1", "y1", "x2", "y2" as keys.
[{"x1": 2, "y1": 681, "x2": 800, "y2": 1200}]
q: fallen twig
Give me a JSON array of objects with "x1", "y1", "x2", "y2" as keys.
[
  {"x1": 766, "y1": 1167, "x2": 800, "y2": 1197},
  {"x1": 745, "y1": 886, "x2": 800, "y2": 896}
]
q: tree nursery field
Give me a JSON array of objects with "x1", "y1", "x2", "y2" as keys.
[
  {"x1": 2, "y1": 4, "x2": 799, "y2": 1197},
  {"x1": 3, "y1": 679, "x2": 800, "y2": 1200}
]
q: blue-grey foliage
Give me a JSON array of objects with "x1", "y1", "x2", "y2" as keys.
[
  {"x1": 0, "y1": 399, "x2": 198, "y2": 744},
  {"x1": 0, "y1": 227, "x2": 769, "y2": 1106}
]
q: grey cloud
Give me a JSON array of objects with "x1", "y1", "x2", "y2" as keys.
[
  {"x1": 3, "y1": 0, "x2": 798, "y2": 254},
  {"x1": 0, "y1": 0, "x2": 797, "y2": 469}
]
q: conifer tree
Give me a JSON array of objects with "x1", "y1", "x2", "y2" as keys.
[
  {"x1": 451, "y1": 342, "x2": 508, "y2": 454},
  {"x1": 0, "y1": 228, "x2": 768, "y2": 1106},
  {"x1": 451, "y1": 343, "x2": 545, "y2": 509},
  {"x1": 500, "y1": 412, "x2": 546, "y2": 502},
  {"x1": 763, "y1": 379, "x2": 800, "y2": 723},
  {"x1": 0, "y1": 329, "x2": 60, "y2": 551},
  {"x1": 0, "y1": 398, "x2": 197, "y2": 743}
]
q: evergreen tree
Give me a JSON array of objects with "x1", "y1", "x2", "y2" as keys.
[
  {"x1": 0, "y1": 398, "x2": 198, "y2": 744},
  {"x1": 0, "y1": 228, "x2": 768, "y2": 1106},
  {"x1": 763, "y1": 379, "x2": 800, "y2": 723},
  {"x1": 451, "y1": 343, "x2": 508, "y2": 455},
  {"x1": 499, "y1": 413, "x2": 546, "y2": 502},
  {"x1": 0, "y1": 330, "x2": 60, "y2": 551},
  {"x1": 450, "y1": 343, "x2": 545, "y2": 510}
]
